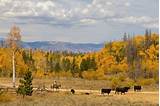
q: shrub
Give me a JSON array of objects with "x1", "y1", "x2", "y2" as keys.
[
  {"x1": 33, "y1": 70, "x2": 44, "y2": 78},
  {"x1": 138, "y1": 78, "x2": 155, "y2": 86},
  {"x1": 82, "y1": 70, "x2": 94, "y2": 80},
  {"x1": 118, "y1": 73, "x2": 126, "y2": 82},
  {"x1": 110, "y1": 77, "x2": 121, "y2": 89},
  {"x1": 124, "y1": 78, "x2": 135, "y2": 87},
  {"x1": 154, "y1": 76, "x2": 159, "y2": 84},
  {"x1": 57, "y1": 71, "x2": 72, "y2": 77}
]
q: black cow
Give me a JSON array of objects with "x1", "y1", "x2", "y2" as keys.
[
  {"x1": 85, "y1": 92, "x2": 90, "y2": 95},
  {"x1": 101, "y1": 88, "x2": 112, "y2": 95},
  {"x1": 124, "y1": 87, "x2": 130, "y2": 92},
  {"x1": 134, "y1": 86, "x2": 142, "y2": 91},
  {"x1": 115, "y1": 87, "x2": 130, "y2": 95},
  {"x1": 71, "y1": 89, "x2": 75, "y2": 94}
]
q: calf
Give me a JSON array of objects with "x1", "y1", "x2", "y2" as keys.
[
  {"x1": 85, "y1": 92, "x2": 90, "y2": 95},
  {"x1": 71, "y1": 89, "x2": 75, "y2": 94},
  {"x1": 134, "y1": 86, "x2": 141, "y2": 91},
  {"x1": 101, "y1": 88, "x2": 112, "y2": 95}
]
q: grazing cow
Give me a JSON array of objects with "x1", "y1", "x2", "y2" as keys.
[
  {"x1": 71, "y1": 89, "x2": 75, "y2": 94},
  {"x1": 101, "y1": 88, "x2": 112, "y2": 95},
  {"x1": 115, "y1": 87, "x2": 130, "y2": 95},
  {"x1": 85, "y1": 92, "x2": 90, "y2": 95},
  {"x1": 134, "y1": 86, "x2": 141, "y2": 91},
  {"x1": 124, "y1": 87, "x2": 130, "y2": 92}
]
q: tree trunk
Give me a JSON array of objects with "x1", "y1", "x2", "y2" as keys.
[{"x1": 12, "y1": 51, "x2": 16, "y2": 88}]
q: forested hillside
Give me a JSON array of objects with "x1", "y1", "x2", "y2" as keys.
[{"x1": 0, "y1": 30, "x2": 158, "y2": 87}]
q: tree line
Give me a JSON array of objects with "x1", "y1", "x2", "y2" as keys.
[{"x1": 0, "y1": 27, "x2": 158, "y2": 87}]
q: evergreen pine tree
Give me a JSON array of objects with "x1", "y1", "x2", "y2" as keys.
[{"x1": 17, "y1": 70, "x2": 33, "y2": 98}]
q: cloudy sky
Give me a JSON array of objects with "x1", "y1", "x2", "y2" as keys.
[{"x1": 0, "y1": 0, "x2": 158, "y2": 43}]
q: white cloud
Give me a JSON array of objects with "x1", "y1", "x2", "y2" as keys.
[
  {"x1": 124, "y1": 2, "x2": 130, "y2": 7},
  {"x1": 110, "y1": 16, "x2": 153, "y2": 23},
  {"x1": 0, "y1": 0, "x2": 158, "y2": 28},
  {"x1": 0, "y1": 0, "x2": 115, "y2": 19},
  {"x1": 109, "y1": 16, "x2": 158, "y2": 28},
  {"x1": 143, "y1": 23, "x2": 159, "y2": 29},
  {"x1": 106, "y1": 2, "x2": 112, "y2": 6},
  {"x1": 0, "y1": 28, "x2": 8, "y2": 33},
  {"x1": 82, "y1": 8, "x2": 89, "y2": 15},
  {"x1": 79, "y1": 19, "x2": 97, "y2": 25},
  {"x1": 36, "y1": 1, "x2": 55, "y2": 10}
]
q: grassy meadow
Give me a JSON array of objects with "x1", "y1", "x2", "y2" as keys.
[
  {"x1": 0, "y1": 77, "x2": 158, "y2": 91},
  {"x1": 0, "y1": 77, "x2": 159, "y2": 106},
  {"x1": 0, "y1": 90, "x2": 158, "y2": 106}
]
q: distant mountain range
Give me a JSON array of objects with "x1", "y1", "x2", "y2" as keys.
[
  {"x1": 22, "y1": 41, "x2": 104, "y2": 53},
  {"x1": 0, "y1": 38, "x2": 104, "y2": 53}
]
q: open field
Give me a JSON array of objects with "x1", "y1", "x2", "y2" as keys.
[
  {"x1": 0, "y1": 91, "x2": 159, "y2": 106},
  {"x1": 0, "y1": 77, "x2": 159, "y2": 106},
  {"x1": 0, "y1": 77, "x2": 159, "y2": 91}
]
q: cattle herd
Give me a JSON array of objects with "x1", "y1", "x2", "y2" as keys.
[
  {"x1": 14, "y1": 80, "x2": 142, "y2": 96},
  {"x1": 50, "y1": 82, "x2": 142, "y2": 95},
  {"x1": 18, "y1": 80, "x2": 142, "y2": 96},
  {"x1": 0, "y1": 82, "x2": 142, "y2": 96},
  {"x1": 100, "y1": 85, "x2": 142, "y2": 95},
  {"x1": 69, "y1": 85, "x2": 142, "y2": 95}
]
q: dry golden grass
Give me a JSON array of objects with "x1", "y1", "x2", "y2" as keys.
[
  {"x1": 0, "y1": 77, "x2": 159, "y2": 106},
  {"x1": 0, "y1": 77, "x2": 158, "y2": 91},
  {"x1": 0, "y1": 91, "x2": 158, "y2": 106},
  {"x1": 0, "y1": 93, "x2": 12, "y2": 102},
  {"x1": 0, "y1": 77, "x2": 111, "y2": 89}
]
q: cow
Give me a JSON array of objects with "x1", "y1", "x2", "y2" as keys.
[
  {"x1": 134, "y1": 86, "x2": 142, "y2": 91},
  {"x1": 101, "y1": 88, "x2": 112, "y2": 95},
  {"x1": 71, "y1": 89, "x2": 75, "y2": 94},
  {"x1": 85, "y1": 92, "x2": 90, "y2": 95},
  {"x1": 124, "y1": 87, "x2": 130, "y2": 92},
  {"x1": 115, "y1": 87, "x2": 130, "y2": 95}
]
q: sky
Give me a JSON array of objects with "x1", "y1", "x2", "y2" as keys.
[{"x1": 0, "y1": 0, "x2": 158, "y2": 43}]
